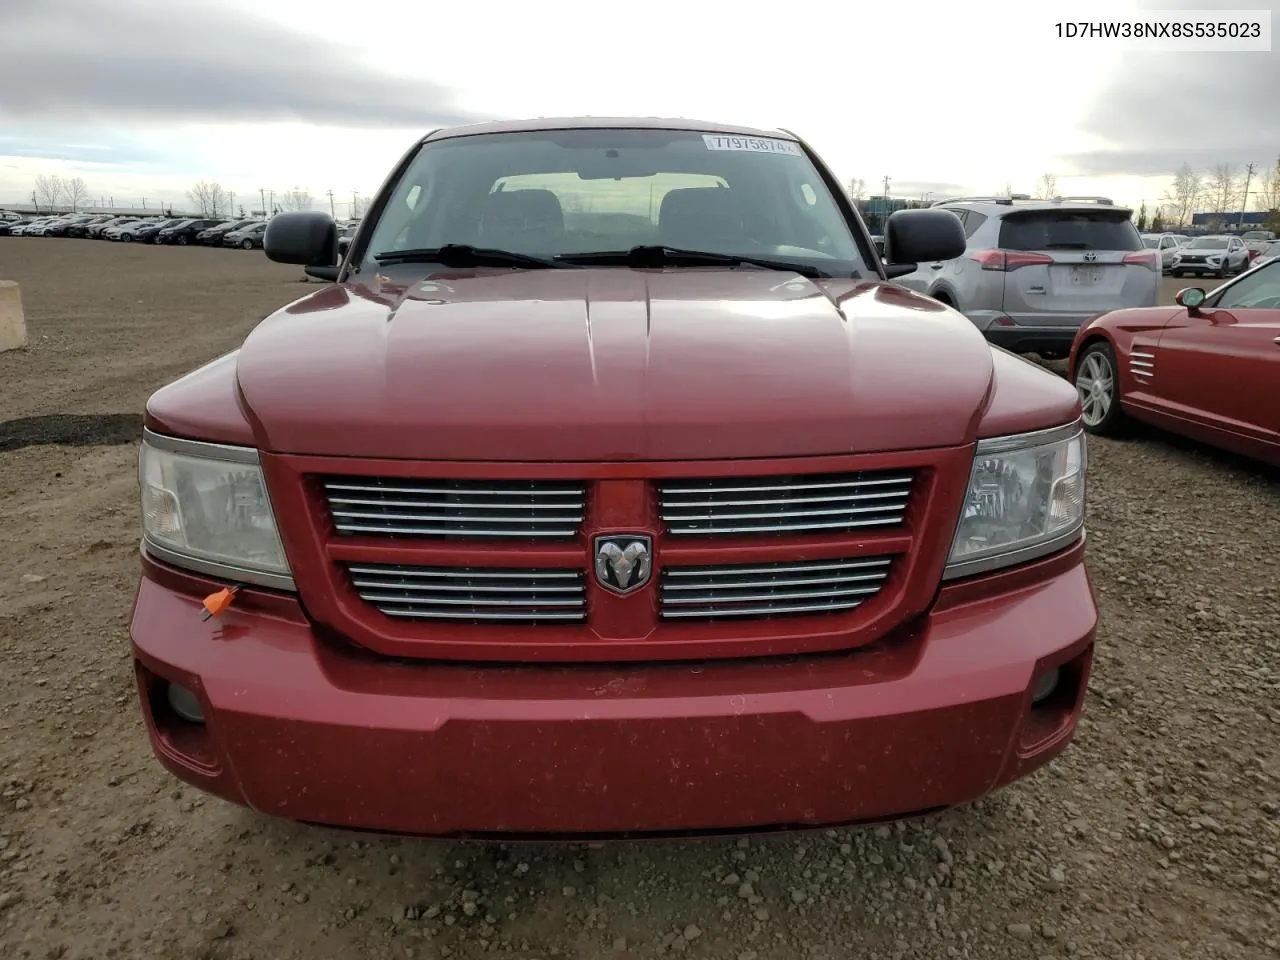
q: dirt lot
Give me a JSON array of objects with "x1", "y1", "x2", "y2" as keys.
[{"x1": 1, "y1": 239, "x2": 1277, "y2": 960}]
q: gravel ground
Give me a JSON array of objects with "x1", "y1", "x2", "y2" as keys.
[{"x1": 1, "y1": 239, "x2": 1277, "y2": 960}]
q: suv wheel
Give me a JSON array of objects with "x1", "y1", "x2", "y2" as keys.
[{"x1": 1074, "y1": 342, "x2": 1125, "y2": 436}]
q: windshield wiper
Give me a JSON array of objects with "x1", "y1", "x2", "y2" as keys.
[
  {"x1": 556, "y1": 245, "x2": 835, "y2": 278},
  {"x1": 371, "y1": 244, "x2": 569, "y2": 269}
]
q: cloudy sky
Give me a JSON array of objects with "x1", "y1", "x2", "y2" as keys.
[{"x1": 0, "y1": 0, "x2": 1275, "y2": 216}]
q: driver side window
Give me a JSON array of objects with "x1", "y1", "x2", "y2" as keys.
[{"x1": 1212, "y1": 261, "x2": 1280, "y2": 309}]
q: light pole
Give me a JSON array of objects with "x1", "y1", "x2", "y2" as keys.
[{"x1": 1240, "y1": 161, "x2": 1256, "y2": 230}]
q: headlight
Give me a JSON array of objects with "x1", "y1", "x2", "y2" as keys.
[
  {"x1": 138, "y1": 429, "x2": 294, "y2": 590},
  {"x1": 944, "y1": 422, "x2": 1086, "y2": 580}
]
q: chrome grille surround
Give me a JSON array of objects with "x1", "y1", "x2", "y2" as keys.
[
  {"x1": 659, "y1": 556, "x2": 893, "y2": 620},
  {"x1": 346, "y1": 563, "x2": 586, "y2": 623},
  {"x1": 322, "y1": 477, "x2": 585, "y2": 539},
  {"x1": 659, "y1": 472, "x2": 915, "y2": 536}
]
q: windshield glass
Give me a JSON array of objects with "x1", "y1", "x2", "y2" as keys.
[
  {"x1": 1142, "y1": 236, "x2": 1159, "y2": 248},
  {"x1": 1188, "y1": 237, "x2": 1228, "y2": 249},
  {"x1": 360, "y1": 128, "x2": 866, "y2": 276}
]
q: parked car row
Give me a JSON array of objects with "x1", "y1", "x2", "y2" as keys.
[{"x1": 0, "y1": 212, "x2": 272, "y2": 248}]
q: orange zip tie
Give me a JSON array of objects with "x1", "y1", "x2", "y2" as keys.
[{"x1": 201, "y1": 585, "x2": 240, "y2": 621}]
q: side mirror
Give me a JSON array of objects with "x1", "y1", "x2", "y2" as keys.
[
  {"x1": 882, "y1": 209, "x2": 966, "y2": 278},
  {"x1": 264, "y1": 211, "x2": 338, "y2": 267},
  {"x1": 1175, "y1": 287, "x2": 1206, "y2": 315}
]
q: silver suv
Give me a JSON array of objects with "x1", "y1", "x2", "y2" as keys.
[{"x1": 894, "y1": 195, "x2": 1159, "y2": 359}]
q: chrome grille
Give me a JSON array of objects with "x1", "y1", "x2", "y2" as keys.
[
  {"x1": 659, "y1": 472, "x2": 914, "y2": 536},
  {"x1": 322, "y1": 477, "x2": 585, "y2": 539},
  {"x1": 347, "y1": 564, "x2": 586, "y2": 622},
  {"x1": 660, "y1": 556, "x2": 893, "y2": 620}
]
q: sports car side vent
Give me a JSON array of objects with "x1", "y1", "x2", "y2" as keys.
[{"x1": 1129, "y1": 349, "x2": 1155, "y2": 381}]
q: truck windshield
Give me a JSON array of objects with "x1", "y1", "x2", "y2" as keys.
[{"x1": 360, "y1": 128, "x2": 867, "y2": 277}]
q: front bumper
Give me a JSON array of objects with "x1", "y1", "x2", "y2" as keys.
[
  {"x1": 1171, "y1": 260, "x2": 1225, "y2": 274},
  {"x1": 131, "y1": 545, "x2": 1097, "y2": 838}
]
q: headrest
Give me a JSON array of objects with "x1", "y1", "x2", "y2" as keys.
[
  {"x1": 479, "y1": 188, "x2": 565, "y2": 239},
  {"x1": 658, "y1": 187, "x2": 743, "y2": 246}
]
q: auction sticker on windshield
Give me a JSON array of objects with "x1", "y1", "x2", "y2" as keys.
[{"x1": 702, "y1": 135, "x2": 802, "y2": 156}]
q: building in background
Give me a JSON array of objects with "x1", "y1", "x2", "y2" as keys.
[{"x1": 1189, "y1": 210, "x2": 1277, "y2": 233}]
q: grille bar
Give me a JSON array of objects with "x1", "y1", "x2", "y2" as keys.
[
  {"x1": 660, "y1": 473, "x2": 914, "y2": 536},
  {"x1": 322, "y1": 478, "x2": 585, "y2": 539},
  {"x1": 347, "y1": 564, "x2": 586, "y2": 622},
  {"x1": 659, "y1": 556, "x2": 892, "y2": 620}
]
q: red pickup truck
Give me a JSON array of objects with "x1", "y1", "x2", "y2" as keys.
[{"x1": 132, "y1": 117, "x2": 1096, "y2": 838}]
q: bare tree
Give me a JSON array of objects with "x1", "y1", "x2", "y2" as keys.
[
  {"x1": 34, "y1": 174, "x2": 64, "y2": 210},
  {"x1": 187, "y1": 180, "x2": 229, "y2": 216},
  {"x1": 1035, "y1": 173, "x2": 1058, "y2": 199},
  {"x1": 1255, "y1": 155, "x2": 1280, "y2": 213},
  {"x1": 280, "y1": 188, "x2": 313, "y2": 212},
  {"x1": 847, "y1": 178, "x2": 866, "y2": 202},
  {"x1": 1161, "y1": 163, "x2": 1203, "y2": 228},
  {"x1": 1206, "y1": 163, "x2": 1240, "y2": 215},
  {"x1": 61, "y1": 176, "x2": 90, "y2": 212}
]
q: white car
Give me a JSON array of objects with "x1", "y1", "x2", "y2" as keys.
[
  {"x1": 1170, "y1": 234, "x2": 1250, "y2": 278},
  {"x1": 1140, "y1": 232, "x2": 1181, "y2": 273}
]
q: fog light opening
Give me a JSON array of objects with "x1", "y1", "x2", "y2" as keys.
[
  {"x1": 1031, "y1": 666, "x2": 1060, "y2": 705},
  {"x1": 166, "y1": 682, "x2": 205, "y2": 724}
]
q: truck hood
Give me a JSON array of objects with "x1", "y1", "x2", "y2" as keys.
[{"x1": 234, "y1": 268, "x2": 999, "y2": 461}]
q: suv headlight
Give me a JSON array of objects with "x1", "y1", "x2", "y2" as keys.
[
  {"x1": 138, "y1": 429, "x2": 294, "y2": 590},
  {"x1": 943, "y1": 421, "x2": 1086, "y2": 580}
]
